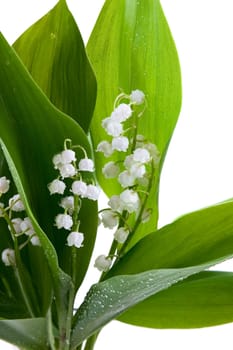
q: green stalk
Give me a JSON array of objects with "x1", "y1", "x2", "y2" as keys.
[
  {"x1": 83, "y1": 332, "x2": 99, "y2": 350},
  {"x1": 14, "y1": 267, "x2": 35, "y2": 318},
  {"x1": 62, "y1": 194, "x2": 80, "y2": 350},
  {"x1": 4, "y1": 211, "x2": 36, "y2": 318},
  {"x1": 119, "y1": 162, "x2": 155, "y2": 256}
]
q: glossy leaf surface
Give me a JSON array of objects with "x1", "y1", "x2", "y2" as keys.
[
  {"x1": 13, "y1": 0, "x2": 96, "y2": 132},
  {"x1": 88, "y1": 0, "x2": 182, "y2": 247},
  {"x1": 0, "y1": 33, "x2": 97, "y2": 325},
  {"x1": 0, "y1": 318, "x2": 48, "y2": 350},
  {"x1": 109, "y1": 200, "x2": 233, "y2": 276},
  {"x1": 71, "y1": 258, "x2": 228, "y2": 348},
  {"x1": 118, "y1": 271, "x2": 233, "y2": 328}
]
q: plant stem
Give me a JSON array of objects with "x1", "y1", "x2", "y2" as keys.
[
  {"x1": 3, "y1": 211, "x2": 36, "y2": 317},
  {"x1": 119, "y1": 162, "x2": 155, "y2": 257},
  {"x1": 14, "y1": 267, "x2": 35, "y2": 317},
  {"x1": 83, "y1": 332, "x2": 99, "y2": 350},
  {"x1": 46, "y1": 308, "x2": 56, "y2": 350}
]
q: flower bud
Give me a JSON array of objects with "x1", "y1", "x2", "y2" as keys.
[
  {"x1": 20, "y1": 217, "x2": 35, "y2": 236},
  {"x1": 130, "y1": 89, "x2": 145, "y2": 105},
  {"x1": 102, "y1": 162, "x2": 120, "y2": 178},
  {"x1": 10, "y1": 218, "x2": 23, "y2": 234},
  {"x1": 9, "y1": 194, "x2": 25, "y2": 212},
  {"x1": 114, "y1": 227, "x2": 129, "y2": 244},
  {"x1": 96, "y1": 141, "x2": 113, "y2": 157},
  {"x1": 1, "y1": 248, "x2": 15, "y2": 266},
  {"x1": 0, "y1": 176, "x2": 10, "y2": 194},
  {"x1": 30, "y1": 235, "x2": 41, "y2": 246},
  {"x1": 94, "y1": 255, "x2": 112, "y2": 272}
]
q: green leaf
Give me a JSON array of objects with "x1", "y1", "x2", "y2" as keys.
[
  {"x1": 13, "y1": 0, "x2": 96, "y2": 132},
  {"x1": 0, "y1": 292, "x2": 28, "y2": 319},
  {"x1": 88, "y1": 0, "x2": 182, "y2": 247},
  {"x1": 109, "y1": 200, "x2": 233, "y2": 276},
  {"x1": 0, "y1": 318, "x2": 48, "y2": 350},
  {"x1": 71, "y1": 258, "x2": 229, "y2": 348},
  {"x1": 0, "y1": 33, "x2": 97, "y2": 327},
  {"x1": 118, "y1": 271, "x2": 233, "y2": 328}
]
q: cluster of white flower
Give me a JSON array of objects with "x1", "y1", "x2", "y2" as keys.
[
  {"x1": 48, "y1": 140, "x2": 100, "y2": 249},
  {"x1": 0, "y1": 176, "x2": 41, "y2": 267},
  {"x1": 94, "y1": 90, "x2": 160, "y2": 272}
]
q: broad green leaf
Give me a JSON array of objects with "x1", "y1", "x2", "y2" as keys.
[
  {"x1": 71, "y1": 258, "x2": 228, "y2": 348},
  {"x1": 88, "y1": 0, "x2": 182, "y2": 247},
  {"x1": 0, "y1": 292, "x2": 28, "y2": 319},
  {"x1": 0, "y1": 33, "x2": 97, "y2": 328},
  {"x1": 13, "y1": 0, "x2": 96, "y2": 132},
  {"x1": 109, "y1": 200, "x2": 233, "y2": 276},
  {"x1": 0, "y1": 318, "x2": 48, "y2": 350},
  {"x1": 118, "y1": 271, "x2": 233, "y2": 328}
]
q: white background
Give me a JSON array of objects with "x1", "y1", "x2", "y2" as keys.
[{"x1": 1, "y1": 0, "x2": 233, "y2": 349}]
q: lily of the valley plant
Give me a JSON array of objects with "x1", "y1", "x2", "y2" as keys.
[{"x1": 0, "y1": 1, "x2": 233, "y2": 349}]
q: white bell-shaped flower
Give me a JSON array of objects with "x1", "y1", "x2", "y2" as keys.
[
  {"x1": 108, "y1": 195, "x2": 122, "y2": 213},
  {"x1": 10, "y1": 218, "x2": 23, "y2": 234},
  {"x1": 101, "y1": 210, "x2": 119, "y2": 229},
  {"x1": 0, "y1": 176, "x2": 10, "y2": 194},
  {"x1": 102, "y1": 161, "x2": 120, "y2": 178},
  {"x1": 96, "y1": 141, "x2": 113, "y2": 157},
  {"x1": 9, "y1": 194, "x2": 25, "y2": 212},
  {"x1": 114, "y1": 227, "x2": 129, "y2": 244},
  {"x1": 60, "y1": 196, "x2": 74, "y2": 212},
  {"x1": 130, "y1": 89, "x2": 145, "y2": 105},
  {"x1": 30, "y1": 235, "x2": 41, "y2": 246},
  {"x1": 129, "y1": 163, "x2": 146, "y2": 178},
  {"x1": 67, "y1": 231, "x2": 84, "y2": 248},
  {"x1": 119, "y1": 189, "x2": 140, "y2": 213},
  {"x1": 59, "y1": 164, "x2": 76, "y2": 179},
  {"x1": 78, "y1": 158, "x2": 94, "y2": 172},
  {"x1": 94, "y1": 255, "x2": 112, "y2": 272},
  {"x1": 52, "y1": 153, "x2": 62, "y2": 169},
  {"x1": 144, "y1": 143, "x2": 160, "y2": 165},
  {"x1": 20, "y1": 217, "x2": 35, "y2": 236},
  {"x1": 71, "y1": 180, "x2": 87, "y2": 197},
  {"x1": 60, "y1": 149, "x2": 76, "y2": 164},
  {"x1": 111, "y1": 103, "x2": 132, "y2": 122},
  {"x1": 133, "y1": 148, "x2": 151, "y2": 164},
  {"x1": 1, "y1": 248, "x2": 15, "y2": 266},
  {"x1": 102, "y1": 118, "x2": 123, "y2": 137},
  {"x1": 55, "y1": 214, "x2": 73, "y2": 230},
  {"x1": 48, "y1": 179, "x2": 66, "y2": 195},
  {"x1": 112, "y1": 136, "x2": 129, "y2": 152},
  {"x1": 118, "y1": 171, "x2": 135, "y2": 188},
  {"x1": 86, "y1": 185, "x2": 100, "y2": 201}
]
